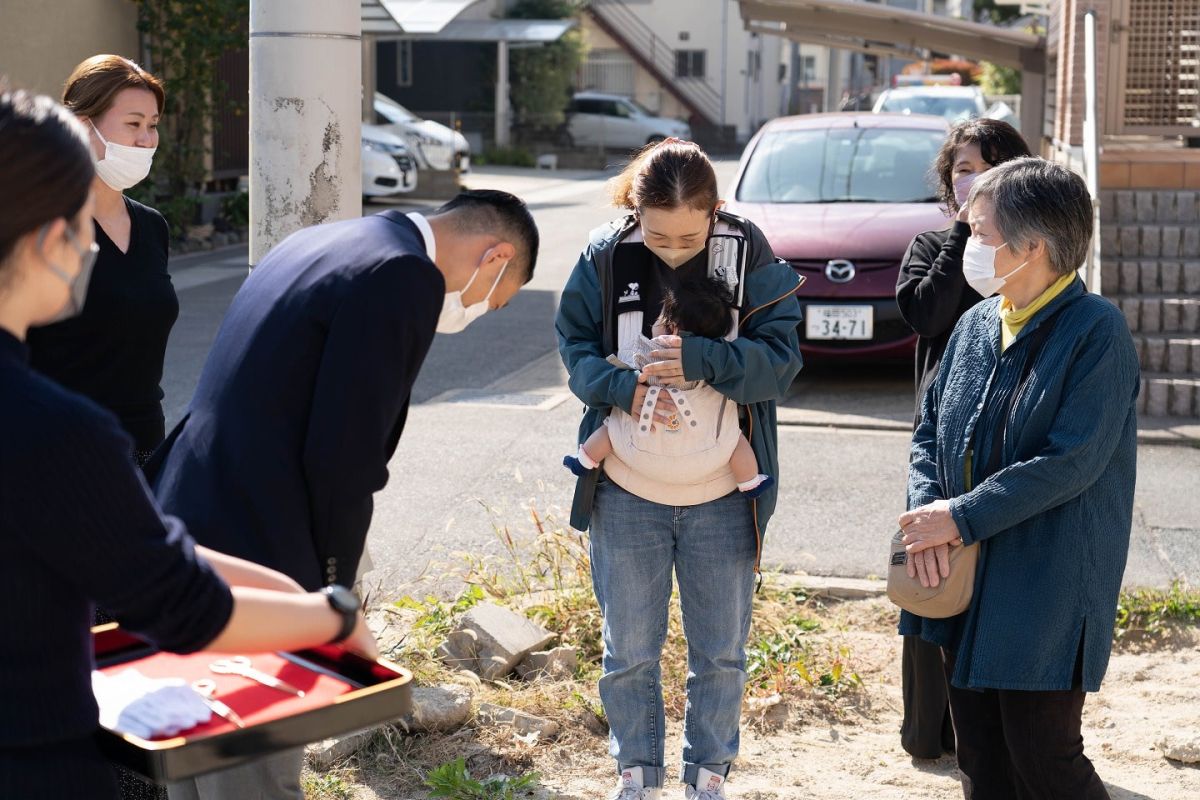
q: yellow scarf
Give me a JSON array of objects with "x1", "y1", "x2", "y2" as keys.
[{"x1": 999, "y1": 272, "x2": 1076, "y2": 351}]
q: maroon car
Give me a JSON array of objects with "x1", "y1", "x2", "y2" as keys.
[{"x1": 725, "y1": 113, "x2": 949, "y2": 360}]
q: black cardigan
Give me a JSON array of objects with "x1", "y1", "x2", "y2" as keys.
[
  {"x1": 0, "y1": 329, "x2": 232, "y2": 748},
  {"x1": 27, "y1": 197, "x2": 179, "y2": 452},
  {"x1": 895, "y1": 221, "x2": 983, "y2": 425}
]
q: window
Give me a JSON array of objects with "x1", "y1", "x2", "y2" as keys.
[
  {"x1": 736, "y1": 127, "x2": 945, "y2": 204},
  {"x1": 802, "y1": 56, "x2": 817, "y2": 83},
  {"x1": 395, "y1": 41, "x2": 413, "y2": 88},
  {"x1": 675, "y1": 49, "x2": 706, "y2": 79}
]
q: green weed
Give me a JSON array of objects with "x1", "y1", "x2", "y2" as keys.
[
  {"x1": 1115, "y1": 582, "x2": 1200, "y2": 639},
  {"x1": 425, "y1": 757, "x2": 539, "y2": 800}
]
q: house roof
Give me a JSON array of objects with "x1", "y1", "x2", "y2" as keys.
[
  {"x1": 362, "y1": 0, "x2": 481, "y2": 35},
  {"x1": 363, "y1": 0, "x2": 575, "y2": 43},
  {"x1": 737, "y1": 0, "x2": 1045, "y2": 70}
]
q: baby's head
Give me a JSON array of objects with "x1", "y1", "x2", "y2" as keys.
[{"x1": 654, "y1": 274, "x2": 734, "y2": 339}]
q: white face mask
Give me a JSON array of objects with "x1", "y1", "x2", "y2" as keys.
[
  {"x1": 646, "y1": 243, "x2": 705, "y2": 269},
  {"x1": 436, "y1": 253, "x2": 508, "y2": 334},
  {"x1": 90, "y1": 121, "x2": 155, "y2": 190},
  {"x1": 962, "y1": 237, "x2": 1031, "y2": 298},
  {"x1": 40, "y1": 223, "x2": 99, "y2": 323}
]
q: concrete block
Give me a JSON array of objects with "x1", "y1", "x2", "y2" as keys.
[
  {"x1": 1142, "y1": 298, "x2": 1162, "y2": 333},
  {"x1": 517, "y1": 646, "x2": 579, "y2": 681},
  {"x1": 1162, "y1": 226, "x2": 1183, "y2": 258},
  {"x1": 1120, "y1": 298, "x2": 1141, "y2": 332},
  {"x1": 1135, "y1": 192, "x2": 1157, "y2": 223},
  {"x1": 1184, "y1": 262, "x2": 1200, "y2": 294},
  {"x1": 1145, "y1": 337, "x2": 1166, "y2": 371},
  {"x1": 1185, "y1": 226, "x2": 1200, "y2": 258},
  {"x1": 405, "y1": 684, "x2": 474, "y2": 733},
  {"x1": 1156, "y1": 192, "x2": 1178, "y2": 223},
  {"x1": 1115, "y1": 191, "x2": 1135, "y2": 223},
  {"x1": 1120, "y1": 226, "x2": 1140, "y2": 258},
  {"x1": 477, "y1": 703, "x2": 560, "y2": 740},
  {"x1": 1182, "y1": 299, "x2": 1200, "y2": 333},
  {"x1": 1101, "y1": 225, "x2": 1120, "y2": 258},
  {"x1": 1140, "y1": 261, "x2": 1161, "y2": 294},
  {"x1": 1169, "y1": 381, "x2": 1195, "y2": 417},
  {"x1": 1177, "y1": 192, "x2": 1199, "y2": 223},
  {"x1": 1167, "y1": 339, "x2": 1192, "y2": 373},
  {"x1": 1120, "y1": 261, "x2": 1142, "y2": 294},
  {"x1": 307, "y1": 729, "x2": 373, "y2": 770},
  {"x1": 1100, "y1": 192, "x2": 1116, "y2": 224},
  {"x1": 1141, "y1": 227, "x2": 1162, "y2": 258},
  {"x1": 1146, "y1": 379, "x2": 1171, "y2": 417},
  {"x1": 1101, "y1": 258, "x2": 1119, "y2": 294},
  {"x1": 1194, "y1": 341, "x2": 1200, "y2": 373},
  {"x1": 1160, "y1": 261, "x2": 1183, "y2": 293},
  {"x1": 1133, "y1": 335, "x2": 1147, "y2": 368},
  {"x1": 1138, "y1": 379, "x2": 1148, "y2": 414},
  {"x1": 455, "y1": 603, "x2": 556, "y2": 678},
  {"x1": 1163, "y1": 300, "x2": 1183, "y2": 333}
]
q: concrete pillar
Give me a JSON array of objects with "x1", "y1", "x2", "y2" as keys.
[
  {"x1": 250, "y1": 0, "x2": 362, "y2": 265},
  {"x1": 1019, "y1": 48, "x2": 1046, "y2": 154},
  {"x1": 495, "y1": 40, "x2": 510, "y2": 148},
  {"x1": 362, "y1": 37, "x2": 377, "y2": 124}
]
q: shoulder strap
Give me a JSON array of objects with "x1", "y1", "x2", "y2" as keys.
[{"x1": 983, "y1": 302, "x2": 1069, "y2": 477}]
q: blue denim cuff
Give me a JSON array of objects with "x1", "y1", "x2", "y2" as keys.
[{"x1": 619, "y1": 765, "x2": 665, "y2": 789}]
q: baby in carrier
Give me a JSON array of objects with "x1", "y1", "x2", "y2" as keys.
[{"x1": 563, "y1": 273, "x2": 773, "y2": 498}]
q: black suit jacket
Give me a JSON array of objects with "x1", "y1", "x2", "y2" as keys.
[{"x1": 151, "y1": 212, "x2": 444, "y2": 589}]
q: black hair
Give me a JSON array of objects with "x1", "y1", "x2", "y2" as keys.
[
  {"x1": 659, "y1": 273, "x2": 733, "y2": 340},
  {"x1": 433, "y1": 189, "x2": 540, "y2": 283},
  {"x1": 933, "y1": 117, "x2": 1032, "y2": 215},
  {"x1": 0, "y1": 85, "x2": 94, "y2": 268}
]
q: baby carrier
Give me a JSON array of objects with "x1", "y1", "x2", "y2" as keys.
[{"x1": 604, "y1": 221, "x2": 748, "y2": 489}]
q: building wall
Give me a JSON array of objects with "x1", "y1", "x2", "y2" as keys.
[
  {"x1": 579, "y1": 0, "x2": 785, "y2": 140},
  {"x1": 1054, "y1": 0, "x2": 1113, "y2": 148},
  {"x1": 0, "y1": 0, "x2": 141, "y2": 98}
]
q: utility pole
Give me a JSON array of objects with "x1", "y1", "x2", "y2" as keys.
[
  {"x1": 249, "y1": 0, "x2": 362, "y2": 265},
  {"x1": 495, "y1": 40, "x2": 510, "y2": 148}
]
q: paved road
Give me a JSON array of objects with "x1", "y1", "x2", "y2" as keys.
[{"x1": 161, "y1": 164, "x2": 1199, "y2": 597}]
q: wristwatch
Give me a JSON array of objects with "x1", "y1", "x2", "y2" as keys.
[{"x1": 321, "y1": 585, "x2": 360, "y2": 644}]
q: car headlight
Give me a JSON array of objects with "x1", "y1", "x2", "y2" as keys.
[{"x1": 364, "y1": 138, "x2": 407, "y2": 155}]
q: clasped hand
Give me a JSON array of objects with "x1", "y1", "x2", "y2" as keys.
[{"x1": 897, "y1": 500, "x2": 964, "y2": 589}]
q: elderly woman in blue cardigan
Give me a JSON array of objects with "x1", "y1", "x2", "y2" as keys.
[{"x1": 897, "y1": 157, "x2": 1139, "y2": 800}]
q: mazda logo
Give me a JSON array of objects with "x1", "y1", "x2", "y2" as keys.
[{"x1": 825, "y1": 259, "x2": 856, "y2": 283}]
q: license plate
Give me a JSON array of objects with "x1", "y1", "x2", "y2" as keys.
[{"x1": 806, "y1": 305, "x2": 874, "y2": 340}]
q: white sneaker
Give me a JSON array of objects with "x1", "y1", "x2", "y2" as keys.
[
  {"x1": 683, "y1": 768, "x2": 727, "y2": 800},
  {"x1": 608, "y1": 767, "x2": 663, "y2": 800}
]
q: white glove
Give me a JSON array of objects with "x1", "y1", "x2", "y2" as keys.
[{"x1": 93, "y1": 669, "x2": 212, "y2": 739}]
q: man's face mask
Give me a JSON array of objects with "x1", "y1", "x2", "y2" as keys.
[{"x1": 436, "y1": 248, "x2": 508, "y2": 334}]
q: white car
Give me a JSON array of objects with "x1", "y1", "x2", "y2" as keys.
[
  {"x1": 362, "y1": 123, "x2": 418, "y2": 199},
  {"x1": 565, "y1": 92, "x2": 691, "y2": 150},
  {"x1": 872, "y1": 86, "x2": 988, "y2": 123},
  {"x1": 373, "y1": 92, "x2": 470, "y2": 172}
]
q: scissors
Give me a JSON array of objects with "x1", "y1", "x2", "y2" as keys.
[
  {"x1": 191, "y1": 679, "x2": 246, "y2": 729},
  {"x1": 209, "y1": 656, "x2": 306, "y2": 698}
]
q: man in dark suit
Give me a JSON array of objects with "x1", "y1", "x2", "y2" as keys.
[{"x1": 156, "y1": 189, "x2": 538, "y2": 800}]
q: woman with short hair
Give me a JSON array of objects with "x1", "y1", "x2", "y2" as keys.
[
  {"x1": 893, "y1": 117, "x2": 1031, "y2": 759},
  {"x1": 899, "y1": 157, "x2": 1139, "y2": 799},
  {"x1": 28, "y1": 55, "x2": 177, "y2": 467}
]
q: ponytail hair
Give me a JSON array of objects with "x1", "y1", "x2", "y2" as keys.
[{"x1": 608, "y1": 138, "x2": 719, "y2": 214}]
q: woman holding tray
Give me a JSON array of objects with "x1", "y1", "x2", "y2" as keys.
[{"x1": 0, "y1": 86, "x2": 377, "y2": 800}]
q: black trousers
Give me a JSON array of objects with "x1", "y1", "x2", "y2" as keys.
[
  {"x1": 901, "y1": 634, "x2": 955, "y2": 758},
  {"x1": 943, "y1": 650, "x2": 1110, "y2": 800},
  {"x1": 0, "y1": 737, "x2": 120, "y2": 799}
]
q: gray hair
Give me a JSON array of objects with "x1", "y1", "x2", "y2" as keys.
[{"x1": 967, "y1": 157, "x2": 1093, "y2": 276}]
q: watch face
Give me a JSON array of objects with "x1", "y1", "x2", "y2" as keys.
[{"x1": 327, "y1": 585, "x2": 360, "y2": 614}]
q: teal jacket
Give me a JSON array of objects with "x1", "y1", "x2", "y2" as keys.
[
  {"x1": 900, "y1": 278, "x2": 1141, "y2": 692},
  {"x1": 555, "y1": 211, "x2": 803, "y2": 572}
]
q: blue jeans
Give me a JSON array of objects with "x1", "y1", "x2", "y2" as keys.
[{"x1": 589, "y1": 478, "x2": 757, "y2": 788}]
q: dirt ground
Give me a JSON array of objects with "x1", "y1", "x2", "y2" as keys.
[{"x1": 309, "y1": 598, "x2": 1200, "y2": 800}]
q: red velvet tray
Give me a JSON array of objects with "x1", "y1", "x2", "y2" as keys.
[{"x1": 92, "y1": 624, "x2": 412, "y2": 783}]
